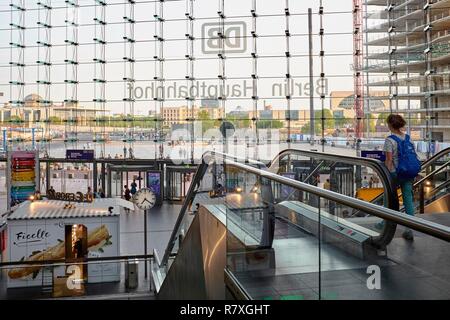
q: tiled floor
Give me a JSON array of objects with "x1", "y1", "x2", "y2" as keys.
[{"x1": 234, "y1": 217, "x2": 450, "y2": 300}]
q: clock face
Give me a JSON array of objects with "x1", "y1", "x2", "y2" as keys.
[{"x1": 133, "y1": 188, "x2": 156, "y2": 210}]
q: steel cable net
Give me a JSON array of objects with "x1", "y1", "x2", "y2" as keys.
[{"x1": 1, "y1": 0, "x2": 450, "y2": 161}]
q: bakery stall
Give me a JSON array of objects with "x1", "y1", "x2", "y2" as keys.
[{"x1": 6, "y1": 198, "x2": 133, "y2": 289}]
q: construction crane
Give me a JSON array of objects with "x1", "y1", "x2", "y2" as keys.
[{"x1": 353, "y1": 0, "x2": 364, "y2": 142}]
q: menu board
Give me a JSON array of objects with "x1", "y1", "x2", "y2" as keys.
[{"x1": 9, "y1": 151, "x2": 38, "y2": 208}]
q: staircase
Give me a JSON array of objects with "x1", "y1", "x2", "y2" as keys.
[{"x1": 41, "y1": 267, "x2": 54, "y2": 294}]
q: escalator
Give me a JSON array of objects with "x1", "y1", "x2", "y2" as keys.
[
  {"x1": 270, "y1": 147, "x2": 450, "y2": 215},
  {"x1": 413, "y1": 147, "x2": 450, "y2": 214},
  {"x1": 151, "y1": 151, "x2": 450, "y2": 300}
]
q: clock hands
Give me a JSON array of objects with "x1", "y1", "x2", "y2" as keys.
[
  {"x1": 135, "y1": 189, "x2": 156, "y2": 209},
  {"x1": 140, "y1": 197, "x2": 155, "y2": 206}
]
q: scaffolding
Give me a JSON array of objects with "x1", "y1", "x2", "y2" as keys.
[{"x1": 364, "y1": 0, "x2": 450, "y2": 153}]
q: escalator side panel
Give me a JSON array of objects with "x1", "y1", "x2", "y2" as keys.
[
  {"x1": 198, "y1": 207, "x2": 228, "y2": 300},
  {"x1": 158, "y1": 206, "x2": 228, "y2": 300},
  {"x1": 425, "y1": 194, "x2": 450, "y2": 214}
]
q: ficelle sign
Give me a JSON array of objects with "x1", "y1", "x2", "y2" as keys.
[{"x1": 14, "y1": 229, "x2": 50, "y2": 246}]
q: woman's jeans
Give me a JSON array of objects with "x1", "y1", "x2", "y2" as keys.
[{"x1": 391, "y1": 172, "x2": 415, "y2": 217}]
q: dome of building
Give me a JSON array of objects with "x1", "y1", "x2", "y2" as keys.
[
  {"x1": 24, "y1": 93, "x2": 43, "y2": 108},
  {"x1": 338, "y1": 95, "x2": 386, "y2": 111},
  {"x1": 24, "y1": 94, "x2": 43, "y2": 103}
]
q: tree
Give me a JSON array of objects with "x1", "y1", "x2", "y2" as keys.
[
  {"x1": 335, "y1": 115, "x2": 353, "y2": 128},
  {"x1": 256, "y1": 120, "x2": 284, "y2": 129},
  {"x1": 369, "y1": 115, "x2": 377, "y2": 133},
  {"x1": 300, "y1": 109, "x2": 335, "y2": 135},
  {"x1": 198, "y1": 110, "x2": 219, "y2": 133},
  {"x1": 377, "y1": 113, "x2": 388, "y2": 126},
  {"x1": 225, "y1": 114, "x2": 251, "y2": 129},
  {"x1": 49, "y1": 116, "x2": 62, "y2": 124}
]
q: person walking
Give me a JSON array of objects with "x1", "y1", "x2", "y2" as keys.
[
  {"x1": 130, "y1": 179, "x2": 137, "y2": 196},
  {"x1": 383, "y1": 114, "x2": 421, "y2": 241},
  {"x1": 86, "y1": 187, "x2": 94, "y2": 202},
  {"x1": 323, "y1": 179, "x2": 331, "y2": 190},
  {"x1": 124, "y1": 185, "x2": 131, "y2": 200},
  {"x1": 124, "y1": 185, "x2": 131, "y2": 212},
  {"x1": 362, "y1": 176, "x2": 369, "y2": 188}
]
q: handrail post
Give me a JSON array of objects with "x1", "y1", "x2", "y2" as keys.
[{"x1": 419, "y1": 183, "x2": 425, "y2": 214}]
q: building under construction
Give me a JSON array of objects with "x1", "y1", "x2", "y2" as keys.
[{"x1": 364, "y1": 0, "x2": 450, "y2": 150}]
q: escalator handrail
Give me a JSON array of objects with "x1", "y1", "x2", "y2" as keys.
[
  {"x1": 272, "y1": 148, "x2": 449, "y2": 215},
  {"x1": 420, "y1": 147, "x2": 450, "y2": 171},
  {"x1": 414, "y1": 159, "x2": 450, "y2": 190},
  {"x1": 268, "y1": 149, "x2": 396, "y2": 207},
  {"x1": 268, "y1": 148, "x2": 399, "y2": 245},
  {"x1": 160, "y1": 151, "x2": 267, "y2": 268},
  {"x1": 426, "y1": 179, "x2": 450, "y2": 199},
  {"x1": 373, "y1": 158, "x2": 450, "y2": 208},
  {"x1": 228, "y1": 160, "x2": 450, "y2": 242},
  {"x1": 162, "y1": 151, "x2": 450, "y2": 270}
]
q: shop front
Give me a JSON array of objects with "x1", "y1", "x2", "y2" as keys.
[{"x1": 6, "y1": 198, "x2": 133, "y2": 294}]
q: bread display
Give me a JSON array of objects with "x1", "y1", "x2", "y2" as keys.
[{"x1": 8, "y1": 225, "x2": 111, "y2": 279}]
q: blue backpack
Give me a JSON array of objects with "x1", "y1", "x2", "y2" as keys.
[{"x1": 389, "y1": 134, "x2": 421, "y2": 180}]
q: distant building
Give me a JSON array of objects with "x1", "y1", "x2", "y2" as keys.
[
  {"x1": 227, "y1": 105, "x2": 309, "y2": 129},
  {"x1": 330, "y1": 91, "x2": 389, "y2": 121},
  {"x1": 0, "y1": 94, "x2": 109, "y2": 125},
  {"x1": 364, "y1": 1, "x2": 450, "y2": 143},
  {"x1": 201, "y1": 98, "x2": 220, "y2": 108},
  {"x1": 162, "y1": 105, "x2": 225, "y2": 126}
]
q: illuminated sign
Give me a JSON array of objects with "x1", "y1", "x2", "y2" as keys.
[
  {"x1": 361, "y1": 150, "x2": 386, "y2": 162},
  {"x1": 66, "y1": 150, "x2": 95, "y2": 161},
  {"x1": 47, "y1": 191, "x2": 94, "y2": 203}
]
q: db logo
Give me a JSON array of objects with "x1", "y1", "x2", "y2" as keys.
[{"x1": 202, "y1": 22, "x2": 247, "y2": 54}]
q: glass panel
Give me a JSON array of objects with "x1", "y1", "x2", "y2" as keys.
[
  {"x1": 418, "y1": 158, "x2": 450, "y2": 214},
  {"x1": 272, "y1": 154, "x2": 391, "y2": 237},
  {"x1": 0, "y1": 163, "x2": 6, "y2": 214},
  {"x1": 165, "y1": 163, "x2": 219, "y2": 271},
  {"x1": 225, "y1": 164, "x2": 320, "y2": 300},
  {"x1": 318, "y1": 195, "x2": 450, "y2": 300}
]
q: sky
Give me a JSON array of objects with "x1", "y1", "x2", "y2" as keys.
[{"x1": 0, "y1": 0, "x2": 356, "y2": 115}]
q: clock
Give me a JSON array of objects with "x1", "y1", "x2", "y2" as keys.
[{"x1": 132, "y1": 188, "x2": 156, "y2": 210}]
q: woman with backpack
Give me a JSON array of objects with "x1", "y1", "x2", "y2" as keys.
[{"x1": 383, "y1": 114, "x2": 421, "y2": 241}]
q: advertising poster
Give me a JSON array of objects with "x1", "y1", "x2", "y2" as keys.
[
  {"x1": 7, "y1": 218, "x2": 120, "y2": 288},
  {"x1": 147, "y1": 171, "x2": 162, "y2": 204}
]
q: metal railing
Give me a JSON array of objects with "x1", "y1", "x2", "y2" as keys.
[
  {"x1": 159, "y1": 150, "x2": 450, "y2": 274},
  {"x1": 160, "y1": 151, "x2": 267, "y2": 268},
  {"x1": 229, "y1": 160, "x2": 450, "y2": 242},
  {"x1": 268, "y1": 148, "x2": 399, "y2": 247}
]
